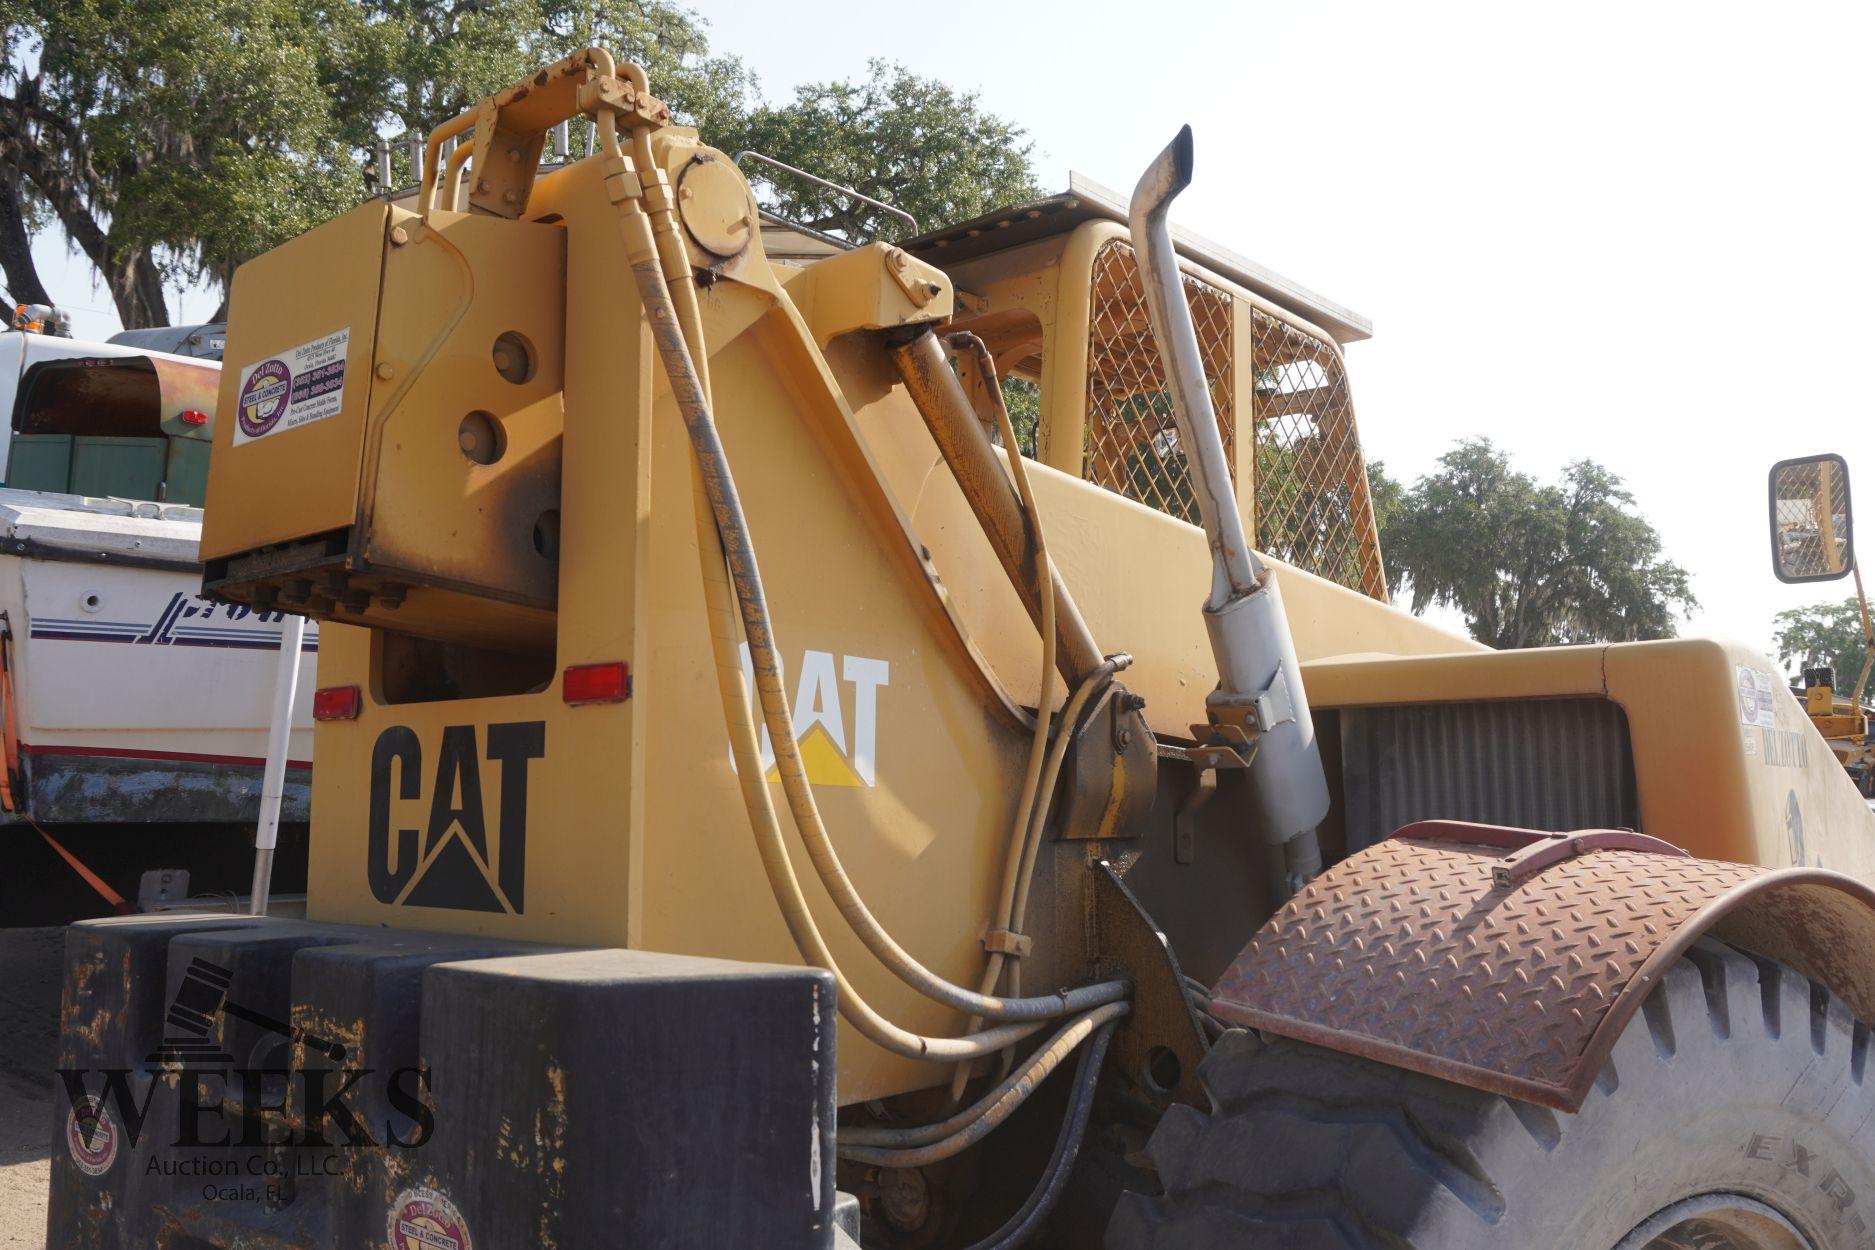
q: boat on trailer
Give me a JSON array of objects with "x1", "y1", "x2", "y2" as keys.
[{"x1": 0, "y1": 324, "x2": 312, "y2": 918}]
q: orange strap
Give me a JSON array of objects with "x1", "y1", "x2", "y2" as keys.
[
  {"x1": 35, "y1": 820, "x2": 131, "y2": 913},
  {"x1": 0, "y1": 613, "x2": 127, "y2": 912},
  {"x1": 0, "y1": 617, "x2": 18, "y2": 811}
]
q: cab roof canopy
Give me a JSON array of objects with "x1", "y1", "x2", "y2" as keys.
[{"x1": 902, "y1": 171, "x2": 1373, "y2": 346}]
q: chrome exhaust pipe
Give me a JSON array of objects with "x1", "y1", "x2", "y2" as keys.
[
  {"x1": 1129, "y1": 127, "x2": 1259, "y2": 606},
  {"x1": 1128, "y1": 126, "x2": 1328, "y2": 900}
]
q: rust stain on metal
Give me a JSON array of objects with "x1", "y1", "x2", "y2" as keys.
[
  {"x1": 536, "y1": 1061, "x2": 570, "y2": 1248},
  {"x1": 291, "y1": 1007, "x2": 365, "y2": 1069},
  {"x1": 60, "y1": 944, "x2": 113, "y2": 1053},
  {"x1": 1211, "y1": 825, "x2": 1875, "y2": 1111}
]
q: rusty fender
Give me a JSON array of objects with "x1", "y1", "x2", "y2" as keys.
[{"x1": 1209, "y1": 819, "x2": 1875, "y2": 1112}]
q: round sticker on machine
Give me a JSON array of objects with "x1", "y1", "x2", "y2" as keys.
[
  {"x1": 237, "y1": 359, "x2": 292, "y2": 439},
  {"x1": 388, "y1": 1186, "x2": 473, "y2": 1250},
  {"x1": 66, "y1": 1095, "x2": 119, "y2": 1176}
]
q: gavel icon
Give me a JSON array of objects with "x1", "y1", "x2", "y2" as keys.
[{"x1": 147, "y1": 957, "x2": 348, "y2": 1065}]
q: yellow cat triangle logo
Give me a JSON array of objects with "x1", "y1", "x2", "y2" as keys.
[
  {"x1": 735, "y1": 644, "x2": 889, "y2": 788},
  {"x1": 767, "y1": 723, "x2": 866, "y2": 788}
]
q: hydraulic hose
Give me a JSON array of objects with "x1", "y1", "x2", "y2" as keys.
[
  {"x1": 609, "y1": 114, "x2": 1123, "y2": 1029},
  {"x1": 603, "y1": 112, "x2": 1117, "y2": 1059},
  {"x1": 953, "y1": 1020, "x2": 1119, "y2": 1250},
  {"x1": 956, "y1": 656, "x2": 1121, "y2": 1077},
  {"x1": 889, "y1": 327, "x2": 1135, "y2": 1012},
  {"x1": 941, "y1": 336, "x2": 1142, "y2": 1133},
  {"x1": 948, "y1": 332, "x2": 1063, "y2": 1093},
  {"x1": 956, "y1": 333, "x2": 1058, "y2": 992},
  {"x1": 839, "y1": 999, "x2": 1128, "y2": 1164},
  {"x1": 1006, "y1": 654, "x2": 1125, "y2": 990},
  {"x1": 891, "y1": 330, "x2": 1104, "y2": 686}
]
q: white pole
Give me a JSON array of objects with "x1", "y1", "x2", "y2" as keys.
[{"x1": 249, "y1": 614, "x2": 306, "y2": 915}]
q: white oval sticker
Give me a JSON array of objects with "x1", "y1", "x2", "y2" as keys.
[
  {"x1": 388, "y1": 1185, "x2": 474, "y2": 1250},
  {"x1": 66, "y1": 1095, "x2": 119, "y2": 1177}
]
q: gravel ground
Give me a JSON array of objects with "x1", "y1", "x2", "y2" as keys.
[{"x1": 0, "y1": 927, "x2": 62, "y2": 1250}]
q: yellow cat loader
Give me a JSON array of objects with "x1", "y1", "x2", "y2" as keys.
[{"x1": 45, "y1": 50, "x2": 1875, "y2": 1250}]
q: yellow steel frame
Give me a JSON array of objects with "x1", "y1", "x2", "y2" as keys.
[{"x1": 199, "y1": 53, "x2": 1875, "y2": 1110}]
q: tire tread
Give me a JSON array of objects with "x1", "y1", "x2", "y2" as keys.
[{"x1": 1107, "y1": 944, "x2": 1871, "y2": 1250}]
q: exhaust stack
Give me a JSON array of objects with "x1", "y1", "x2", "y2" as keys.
[{"x1": 1128, "y1": 126, "x2": 1328, "y2": 899}]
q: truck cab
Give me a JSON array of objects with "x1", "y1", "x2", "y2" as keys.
[{"x1": 0, "y1": 328, "x2": 222, "y2": 503}]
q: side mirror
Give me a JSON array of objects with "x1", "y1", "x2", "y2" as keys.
[{"x1": 1769, "y1": 453, "x2": 1855, "y2": 583}]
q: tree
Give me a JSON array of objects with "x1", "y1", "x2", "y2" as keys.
[
  {"x1": 1380, "y1": 437, "x2": 1696, "y2": 649},
  {"x1": 5, "y1": 8, "x2": 1036, "y2": 326},
  {"x1": 0, "y1": 0, "x2": 50, "y2": 310},
  {"x1": 727, "y1": 60, "x2": 1038, "y2": 243},
  {"x1": 1001, "y1": 376, "x2": 1038, "y2": 457},
  {"x1": 327, "y1": 0, "x2": 758, "y2": 180},
  {"x1": 1364, "y1": 457, "x2": 1404, "y2": 543},
  {"x1": 0, "y1": 0, "x2": 759, "y2": 325},
  {"x1": 2, "y1": 0, "x2": 362, "y2": 326},
  {"x1": 1772, "y1": 596, "x2": 1872, "y2": 685}
]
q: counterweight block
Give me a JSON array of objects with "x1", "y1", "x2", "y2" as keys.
[{"x1": 46, "y1": 913, "x2": 839, "y2": 1249}]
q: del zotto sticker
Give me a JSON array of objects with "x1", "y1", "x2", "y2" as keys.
[
  {"x1": 66, "y1": 1094, "x2": 119, "y2": 1176},
  {"x1": 388, "y1": 1186, "x2": 473, "y2": 1250},
  {"x1": 232, "y1": 327, "x2": 350, "y2": 446},
  {"x1": 1735, "y1": 664, "x2": 1778, "y2": 729}
]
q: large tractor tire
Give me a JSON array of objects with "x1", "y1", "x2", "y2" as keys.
[{"x1": 1108, "y1": 942, "x2": 1875, "y2": 1249}]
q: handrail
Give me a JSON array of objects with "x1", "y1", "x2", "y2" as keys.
[{"x1": 733, "y1": 150, "x2": 918, "y2": 236}]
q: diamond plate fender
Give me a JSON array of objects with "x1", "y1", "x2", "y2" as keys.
[{"x1": 1209, "y1": 819, "x2": 1875, "y2": 1111}]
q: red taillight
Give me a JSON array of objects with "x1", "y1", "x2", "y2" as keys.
[
  {"x1": 563, "y1": 661, "x2": 631, "y2": 705},
  {"x1": 312, "y1": 685, "x2": 362, "y2": 721},
  {"x1": 178, "y1": 408, "x2": 209, "y2": 426}
]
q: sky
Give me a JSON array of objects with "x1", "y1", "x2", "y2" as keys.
[{"x1": 27, "y1": 0, "x2": 1875, "y2": 661}]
